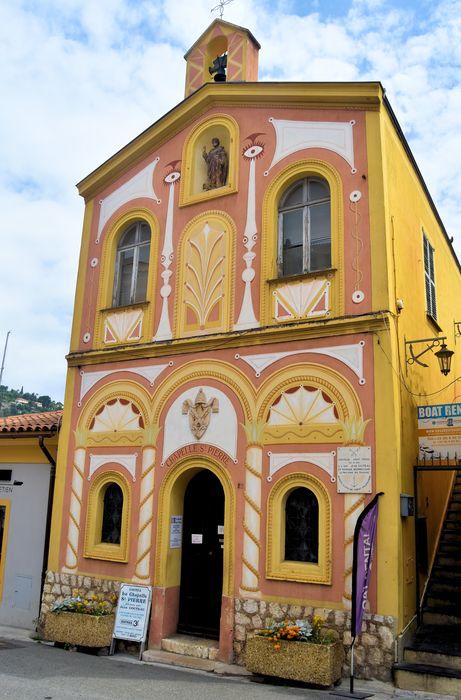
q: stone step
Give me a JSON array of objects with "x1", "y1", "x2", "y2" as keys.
[
  {"x1": 142, "y1": 647, "x2": 251, "y2": 677},
  {"x1": 404, "y1": 649, "x2": 461, "y2": 670},
  {"x1": 428, "y1": 581, "x2": 461, "y2": 595},
  {"x1": 394, "y1": 662, "x2": 461, "y2": 696},
  {"x1": 423, "y1": 609, "x2": 461, "y2": 625},
  {"x1": 426, "y1": 596, "x2": 461, "y2": 610},
  {"x1": 441, "y1": 532, "x2": 461, "y2": 543},
  {"x1": 160, "y1": 633, "x2": 219, "y2": 660}
]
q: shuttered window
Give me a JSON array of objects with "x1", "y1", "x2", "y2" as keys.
[{"x1": 423, "y1": 234, "x2": 437, "y2": 321}]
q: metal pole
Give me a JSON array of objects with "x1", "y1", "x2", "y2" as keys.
[
  {"x1": 0, "y1": 331, "x2": 11, "y2": 415},
  {"x1": 350, "y1": 638, "x2": 355, "y2": 694},
  {"x1": 413, "y1": 464, "x2": 421, "y2": 626},
  {"x1": 0, "y1": 330, "x2": 11, "y2": 388}
]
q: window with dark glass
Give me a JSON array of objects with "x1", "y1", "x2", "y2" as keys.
[
  {"x1": 112, "y1": 221, "x2": 151, "y2": 307},
  {"x1": 423, "y1": 233, "x2": 437, "y2": 320},
  {"x1": 101, "y1": 484, "x2": 123, "y2": 545},
  {"x1": 278, "y1": 177, "x2": 331, "y2": 277},
  {"x1": 284, "y1": 487, "x2": 319, "y2": 562}
]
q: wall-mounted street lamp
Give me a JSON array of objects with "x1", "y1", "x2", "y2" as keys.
[{"x1": 405, "y1": 336, "x2": 454, "y2": 376}]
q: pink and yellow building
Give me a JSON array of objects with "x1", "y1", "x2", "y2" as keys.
[{"x1": 44, "y1": 20, "x2": 461, "y2": 679}]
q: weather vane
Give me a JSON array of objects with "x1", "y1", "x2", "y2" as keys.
[{"x1": 211, "y1": 0, "x2": 234, "y2": 19}]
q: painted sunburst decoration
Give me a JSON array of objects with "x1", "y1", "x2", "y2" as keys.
[
  {"x1": 268, "y1": 386, "x2": 339, "y2": 426},
  {"x1": 89, "y1": 399, "x2": 144, "y2": 432}
]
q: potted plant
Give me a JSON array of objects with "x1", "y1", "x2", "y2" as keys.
[
  {"x1": 245, "y1": 615, "x2": 344, "y2": 687},
  {"x1": 41, "y1": 591, "x2": 117, "y2": 648}
]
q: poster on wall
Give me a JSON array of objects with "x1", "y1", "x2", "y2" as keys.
[
  {"x1": 418, "y1": 403, "x2": 461, "y2": 460},
  {"x1": 169, "y1": 515, "x2": 183, "y2": 549},
  {"x1": 337, "y1": 446, "x2": 372, "y2": 493}
]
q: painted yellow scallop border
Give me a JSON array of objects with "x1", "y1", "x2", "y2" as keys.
[
  {"x1": 94, "y1": 208, "x2": 160, "y2": 348},
  {"x1": 83, "y1": 469, "x2": 131, "y2": 563},
  {"x1": 153, "y1": 456, "x2": 235, "y2": 596},
  {"x1": 179, "y1": 114, "x2": 239, "y2": 206},
  {"x1": 260, "y1": 159, "x2": 344, "y2": 326},
  {"x1": 0, "y1": 499, "x2": 11, "y2": 604},
  {"x1": 266, "y1": 472, "x2": 332, "y2": 584}
]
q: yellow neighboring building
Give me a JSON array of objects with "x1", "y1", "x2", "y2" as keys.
[{"x1": 40, "y1": 20, "x2": 460, "y2": 682}]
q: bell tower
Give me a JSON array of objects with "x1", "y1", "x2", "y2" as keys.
[{"x1": 184, "y1": 19, "x2": 260, "y2": 97}]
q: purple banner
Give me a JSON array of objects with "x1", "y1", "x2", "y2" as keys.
[{"x1": 351, "y1": 492, "x2": 383, "y2": 638}]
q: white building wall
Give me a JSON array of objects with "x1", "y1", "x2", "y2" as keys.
[{"x1": 0, "y1": 463, "x2": 50, "y2": 629}]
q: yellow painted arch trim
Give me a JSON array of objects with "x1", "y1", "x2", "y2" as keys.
[
  {"x1": 77, "y1": 380, "x2": 152, "y2": 433},
  {"x1": 256, "y1": 362, "x2": 362, "y2": 422},
  {"x1": 154, "y1": 456, "x2": 235, "y2": 595},
  {"x1": 260, "y1": 159, "x2": 345, "y2": 324},
  {"x1": 266, "y1": 471, "x2": 332, "y2": 584},
  {"x1": 95, "y1": 207, "x2": 160, "y2": 347},
  {"x1": 152, "y1": 359, "x2": 256, "y2": 424}
]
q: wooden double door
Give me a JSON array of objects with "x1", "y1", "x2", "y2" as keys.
[{"x1": 178, "y1": 470, "x2": 224, "y2": 639}]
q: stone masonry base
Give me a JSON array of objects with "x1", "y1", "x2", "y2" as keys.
[
  {"x1": 233, "y1": 597, "x2": 396, "y2": 682},
  {"x1": 40, "y1": 570, "x2": 121, "y2": 617}
]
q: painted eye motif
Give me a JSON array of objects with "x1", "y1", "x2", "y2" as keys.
[
  {"x1": 164, "y1": 171, "x2": 181, "y2": 184},
  {"x1": 242, "y1": 144, "x2": 264, "y2": 159}
]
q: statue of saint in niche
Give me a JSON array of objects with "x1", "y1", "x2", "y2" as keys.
[{"x1": 202, "y1": 138, "x2": 228, "y2": 190}]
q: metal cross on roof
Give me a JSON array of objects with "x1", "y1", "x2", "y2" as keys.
[{"x1": 211, "y1": 0, "x2": 234, "y2": 19}]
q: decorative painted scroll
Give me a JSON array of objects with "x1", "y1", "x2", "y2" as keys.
[
  {"x1": 265, "y1": 119, "x2": 356, "y2": 175},
  {"x1": 97, "y1": 158, "x2": 160, "y2": 242}
]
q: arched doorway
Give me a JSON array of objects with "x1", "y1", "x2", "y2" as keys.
[{"x1": 177, "y1": 470, "x2": 224, "y2": 638}]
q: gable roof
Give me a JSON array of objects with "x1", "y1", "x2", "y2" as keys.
[{"x1": 0, "y1": 410, "x2": 63, "y2": 435}]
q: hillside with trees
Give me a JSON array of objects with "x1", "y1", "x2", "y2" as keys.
[{"x1": 0, "y1": 385, "x2": 63, "y2": 417}]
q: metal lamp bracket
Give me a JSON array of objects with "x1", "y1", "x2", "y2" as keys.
[{"x1": 405, "y1": 336, "x2": 447, "y2": 373}]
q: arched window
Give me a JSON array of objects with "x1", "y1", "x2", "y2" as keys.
[
  {"x1": 112, "y1": 221, "x2": 151, "y2": 307},
  {"x1": 285, "y1": 487, "x2": 319, "y2": 563},
  {"x1": 101, "y1": 483, "x2": 123, "y2": 545},
  {"x1": 278, "y1": 177, "x2": 331, "y2": 277},
  {"x1": 266, "y1": 472, "x2": 331, "y2": 584},
  {"x1": 84, "y1": 471, "x2": 130, "y2": 562}
]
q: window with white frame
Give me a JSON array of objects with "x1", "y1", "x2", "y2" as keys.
[
  {"x1": 423, "y1": 233, "x2": 437, "y2": 320},
  {"x1": 112, "y1": 221, "x2": 151, "y2": 307},
  {"x1": 278, "y1": 177, "x2": 331, "y2": 277}
]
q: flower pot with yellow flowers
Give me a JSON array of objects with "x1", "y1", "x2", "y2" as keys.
[
  {"x1": 245, "y1": 616, "x2": 344, "y2": 687},
  {"x1": 41, "y1": 592, "x2": 117, "y2": 648}
]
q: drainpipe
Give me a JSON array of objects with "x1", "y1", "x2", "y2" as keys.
[{"x1": 38, "y1": 434, "x2": 57, "y2": 621}]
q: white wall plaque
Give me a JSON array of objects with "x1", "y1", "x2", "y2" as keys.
[
  {"x1": 170, "y1": 516, "x2": 183, "y2": 549},
  {"x1": 337, "y1": 446, "x2": 372, "y2": 493},
  {"x1": 191, "y1": 534, "x2": 203, "y2": 544}
]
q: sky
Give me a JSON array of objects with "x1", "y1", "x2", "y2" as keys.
[{"x1": 1, "y1": 0, "x2": 461, "y2": 401}]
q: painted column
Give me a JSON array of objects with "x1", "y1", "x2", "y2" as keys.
[
  {"x1": 154, "y1": 169, "x2": 180, "y2": 341},
  {"x1": 234, "y1": 140, "x2": 262, "y2": 330},
  {"x1": 343, "y1": 493, "x2": 365, "y2": 607},
  {"x1": 64, "y1": 429, "x2": 87, "y2": 571},
  {"x1": 240, "y1": 421, "x2": 265, "y2": 596},
  {"x1": 134, "y1": 425, "x2": 160, "y2": 582}
]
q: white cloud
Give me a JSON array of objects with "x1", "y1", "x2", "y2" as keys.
[{"x1": 1, "y1": 0, "x2": 460, "y2": 400}]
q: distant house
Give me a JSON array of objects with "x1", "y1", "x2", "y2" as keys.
[{"x1": 0, "y1": 411, "x2": 61, "y2": 628}]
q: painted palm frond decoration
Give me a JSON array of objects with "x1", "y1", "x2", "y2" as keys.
[
  {"x1": 184, "y1": 223, "x2": 226, "y2": 329},
  {"x1": 268, "y1": 386, "x2": 339, "y2": 426}
]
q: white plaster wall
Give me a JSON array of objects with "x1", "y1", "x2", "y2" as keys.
[{"x1": 0, "y1": 463, "x2": 50, "y2": 629}]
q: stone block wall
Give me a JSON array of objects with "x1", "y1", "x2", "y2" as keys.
[
  {"x1": 233, "y1": 597, "x2": 396, "y2": 681},
  {"x1": 40, "y1": 570, "x2": 121, "y2": 616}
]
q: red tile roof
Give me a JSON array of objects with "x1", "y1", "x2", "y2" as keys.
[{"x1": 0, "y1": 410, "x2": 63, "y2": 434}]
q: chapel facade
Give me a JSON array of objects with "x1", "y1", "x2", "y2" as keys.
[{"x1": 43, "y1": 20, "x2": 461, "y2": 679}]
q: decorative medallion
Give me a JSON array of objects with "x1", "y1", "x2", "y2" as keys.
[{"x1": 182, "y1": 389, "x2": 219, "y2": 440}]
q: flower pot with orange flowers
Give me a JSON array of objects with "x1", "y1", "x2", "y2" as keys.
[{"x1": 245, "y1": 617, "x2": 344, "y2": 687}]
